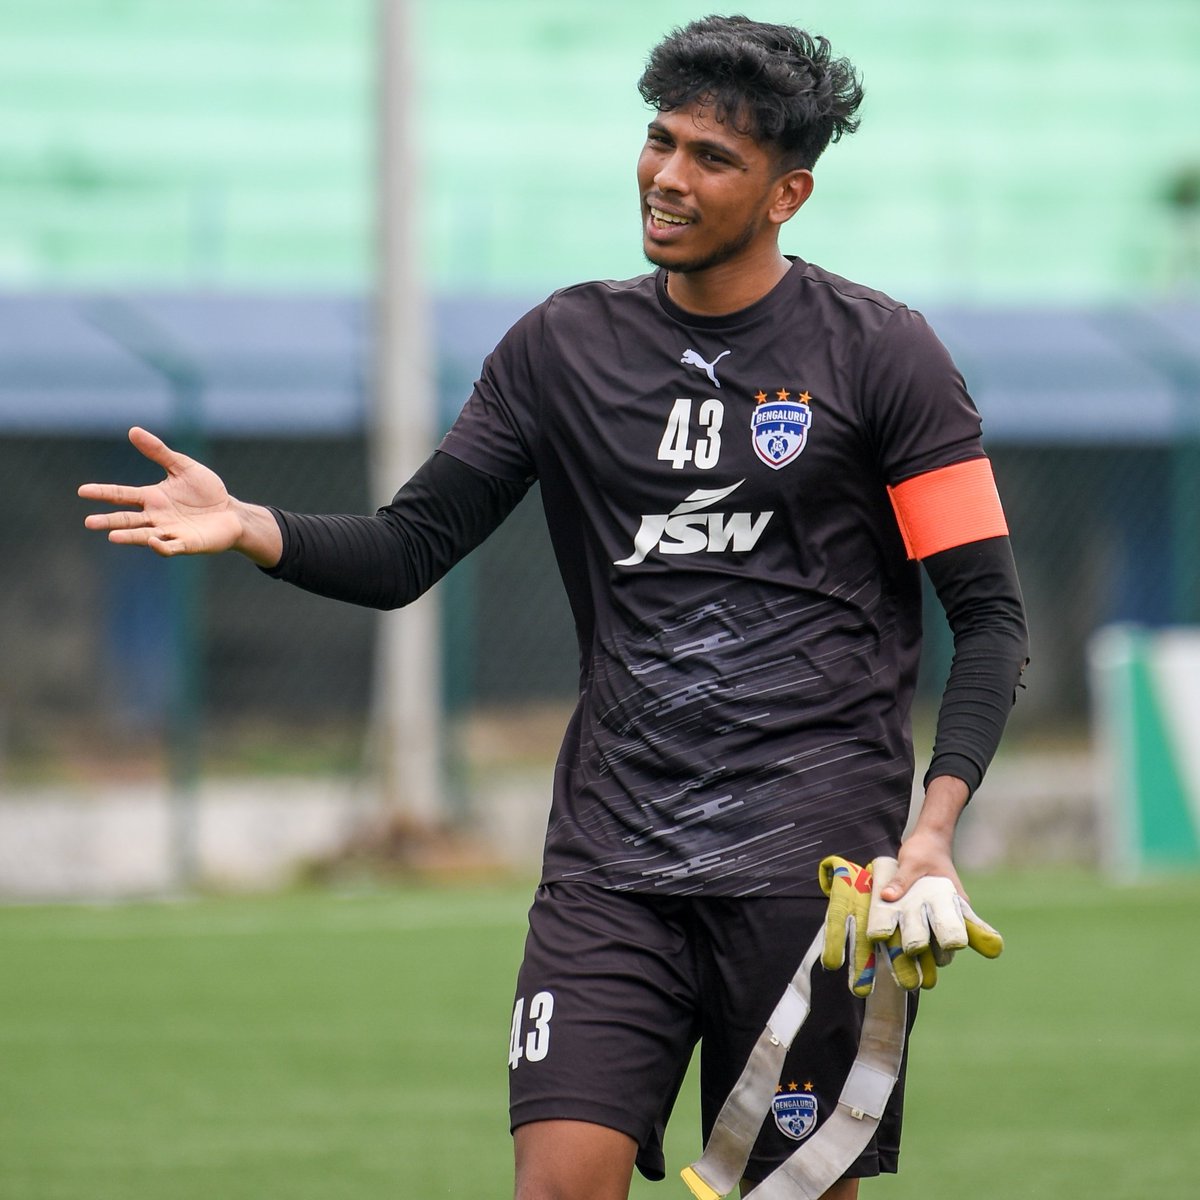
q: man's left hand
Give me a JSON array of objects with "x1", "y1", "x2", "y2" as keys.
[{"x1": 867, "y1": 856, "x2": 1004, "y2": 972}]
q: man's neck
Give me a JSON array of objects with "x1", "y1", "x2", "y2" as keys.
[{"x1": 665, "y1": 250, "x2": 792, "y2": 316}]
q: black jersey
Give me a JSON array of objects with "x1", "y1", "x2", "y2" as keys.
[{"x1": 440, "y1": 259, "x2": 989, "y2": 898}]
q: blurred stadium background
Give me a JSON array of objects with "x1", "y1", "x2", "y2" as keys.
[
  {"x1": 3, "y1": 4, "x2": 1200, "y2": 1199},
  {"x1": 1, "y1": 0, "x2": 1199, "y2": 896}
]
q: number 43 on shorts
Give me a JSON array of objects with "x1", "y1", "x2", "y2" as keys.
[{"x1": 508, "y1": 991, "x2": 555, "y2": 1069}]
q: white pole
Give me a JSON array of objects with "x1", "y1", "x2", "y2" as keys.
[{"x1": 371, "y1": 0, "x2": 443, "y2": 824}]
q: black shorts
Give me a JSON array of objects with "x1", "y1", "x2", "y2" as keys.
[{"x1": 508, "y1": 882, "x2": 916, "y2": 1183}]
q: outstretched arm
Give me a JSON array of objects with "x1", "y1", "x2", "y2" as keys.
[
  {"x1": 78, "y1": 426, "x2": 283, "y2": 566},
  {"x1": 80, "y1": 426, "x2": 533, "y2": 611},
  {"x1": 265, "y1": 451, "x2": 531, "y2": 609}
]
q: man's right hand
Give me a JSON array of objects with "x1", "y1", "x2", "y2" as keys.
[{"x1": 78, "y1": 426, "x2": 283, "y2": 566}]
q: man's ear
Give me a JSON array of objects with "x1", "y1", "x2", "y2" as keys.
[{"x1": 770, "y1": 168, "x2": 815, "y2": 226}]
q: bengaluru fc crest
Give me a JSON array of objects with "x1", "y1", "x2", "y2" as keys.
[
  {"x1": 772, "y1": 1089, "x2": 818, "y2": 1140},
  {"x1": 751, "y1": 389, "x2": 812, "y2": 470}
]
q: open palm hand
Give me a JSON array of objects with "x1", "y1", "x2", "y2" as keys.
[{"x1": 78, "y1": 427, "x2": 243, "y2": 556}]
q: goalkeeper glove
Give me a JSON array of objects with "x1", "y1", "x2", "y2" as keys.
[
  {"x1": 819, "y1": 856, "x2": 923, "y2": 997},
  {"x1": 866, "y1": 856, "x2": 1004, "y2": 979}
]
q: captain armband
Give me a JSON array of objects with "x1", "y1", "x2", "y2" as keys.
[{"x1": 887, "y1": 457, "x2": 1009, "y2": 561}]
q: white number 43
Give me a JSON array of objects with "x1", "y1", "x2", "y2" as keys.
[
  {"x1": 658, "y1": 398, "x2": 724, "y2": 470},
  {"x1": 509, "y1": 991, "x2": 554, "y2": 1069}
]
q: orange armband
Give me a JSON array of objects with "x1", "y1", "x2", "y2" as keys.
[{"x1": 887, "y1": 457, "x2": 1009, "y2": 561}]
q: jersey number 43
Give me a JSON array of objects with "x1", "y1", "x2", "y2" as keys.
[{"x1": 508, "y1": 991, "x2": 555, "y2": 1069}]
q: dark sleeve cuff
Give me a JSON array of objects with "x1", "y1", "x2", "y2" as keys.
[
  {"x1": 922, "y1": 753, "x2": 983, "y2": 797},
  {"x1": 257, "y1": 506, "x2": 292, "y2": 579}
]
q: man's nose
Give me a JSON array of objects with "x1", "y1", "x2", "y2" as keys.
[{"x1": 654, "y1": 151, "x2": 689, "y2": 195}]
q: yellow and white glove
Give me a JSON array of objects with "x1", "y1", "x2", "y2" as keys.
[
  {"x1": 866, "y1": 856, "x2": 1004, "y2": 984},
  {"x1": 819, "y1": 855, "x2": 1004, "y2": 995},
  {"x1": 818, "y1": 856, "x2": 922, "y2": 997}
]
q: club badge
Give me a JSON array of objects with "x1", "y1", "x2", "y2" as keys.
[
  {"x1": 751, "y1": 389, "x2": 812, "y2": 470},
  {"x1": 772, "y1": 1086, "x2": 818, "y2": 1140}
]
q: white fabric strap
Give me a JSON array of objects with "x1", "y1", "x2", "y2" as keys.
[
  {"x1": 683, "y1": 931, "x2": 825, "y2": 1198},
  {"x1": 682, "y1": 927, "x2": 908, "y2": 1200},
  {"x1": 746, "y1": 963, "x2": 907, "y2": 1199}
]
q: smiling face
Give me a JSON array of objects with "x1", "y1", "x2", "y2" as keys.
[{"x1": 637, "y1": 103, "x2": 812, "y2": 284}]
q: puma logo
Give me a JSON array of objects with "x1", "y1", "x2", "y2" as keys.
[{"x1": 680, "y1": 348, "x2": 732, "y2": 389}]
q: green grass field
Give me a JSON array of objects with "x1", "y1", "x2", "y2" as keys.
[{"x1": 2, "y1": 869, "x2": 1197, "y2": 1199}]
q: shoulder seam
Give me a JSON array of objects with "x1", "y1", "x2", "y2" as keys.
[
  {"x1": 798, "y1": 267, "x2": 907, "y2": 316},
  {"x1": 854, "y1": 303, "x2": 908, "y2": 445}
]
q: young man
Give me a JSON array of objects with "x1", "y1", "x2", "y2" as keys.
[{"x1": 80, "y1": 16, "x2": 1028, "y2": 1199}]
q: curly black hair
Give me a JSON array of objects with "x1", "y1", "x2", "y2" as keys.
[{"x1": 638, "y1": 15, "x2": 864, "y2": 171}]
